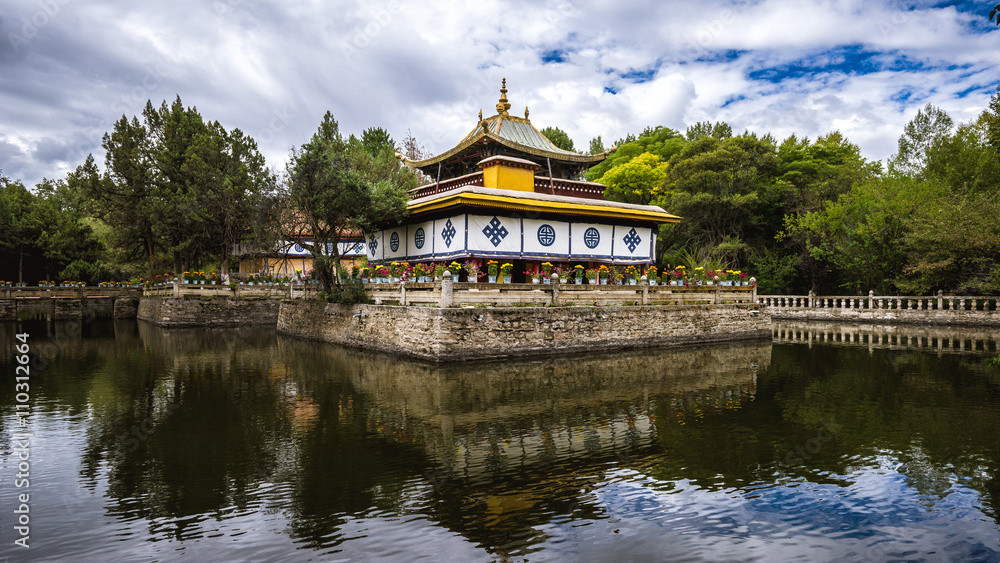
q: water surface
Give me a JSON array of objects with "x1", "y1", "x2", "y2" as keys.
[{"x1": 1, "y1": 318, "x2": 999, "y2": 561}]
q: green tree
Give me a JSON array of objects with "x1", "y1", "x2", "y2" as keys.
[
  {"x1": 588, "y1": 136, "x2": 605, "y2": 155},
  {"x1": 685, "y1": 121, "x2": 733, "y2": 142},
  {"x1": 0, "y1": 174, "x2": 41, "y2": 284},
  {"x1": 780, "y1": 175, "x2": 926, "y2": 294},
  {"x1": 900, "y1": 191, "x2": 1000, "y2": 294},
  {"x1": 539, "y1": 126, "x2": 575, "y2": 152},
  {"x1": 284, "y1": 112, "x2": 413, "y2": 293},
  {"x1": 360, "y1": 127, "x2": 395, "y2": 158},
  {"x1": 598, "y1": 152, "x2": 668, "y2": 205},
  {"x1": 586, "y1": 126, "x2": 686, "y2": 182},
  {"x1": 889, "y1": 104, "x2": 953, "y2": 177},
  {"x1": 661, "y1": 134, "x2": 780, "y2": 252}
]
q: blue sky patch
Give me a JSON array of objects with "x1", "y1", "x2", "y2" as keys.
[
  {"x1": 745, "y1": 46, "x2": 937, "y2": 83},
  {"x1": 540, "y1": 49, "x2": 569, "y2": 64}
]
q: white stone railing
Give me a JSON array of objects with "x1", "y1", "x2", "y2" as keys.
[
  {"x1": 370, "y1": 273, "x2": 757, "y2": 307},
  {"x1": 758, "y1": 290, "x2": 1000, "y2": 326}
]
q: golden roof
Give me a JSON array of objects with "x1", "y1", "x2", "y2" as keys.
[{"x1": 399, "y1": 79, "x2": 614, "y2": 171}]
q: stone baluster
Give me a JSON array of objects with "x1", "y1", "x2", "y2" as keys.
[
  {"x1": 641, "y1": 275, "x2": 649, "y2": 306},
  {"x1": 551, "y1": 274, "x2": 560, "y2": 306},
  {"x1": 937, "y1": 290, "x2": 944, "y2": 310},
  {"x1": 868, "y1": 290, "x2": 874, "y2": 309},
  {"x1": 440, "y1": 270, "x2": 453, "y2": 307},
  {"x1": 809, "y1": 290, "x2": 815, "y2": 308}
]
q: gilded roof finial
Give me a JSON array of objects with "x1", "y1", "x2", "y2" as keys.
[
  {"x1": 496, "y1": 78, "x2": 511, "y2": 116},
  {"x1": 478, "y1": 108, "x2": 483, "y2": 121},
  {"x1": 524, "y1": 106, "x2": 529, "y2": 119}
]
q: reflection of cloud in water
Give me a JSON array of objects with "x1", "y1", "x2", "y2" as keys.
[{"x1": 539, "y1": 458, "x2": 1000, "y2": 562}]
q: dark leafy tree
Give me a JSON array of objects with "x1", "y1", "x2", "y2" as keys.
[
  {"x1": 540, "y1": 126, "x2": 575, "y2": 152},
  {"x1": 284, "y1": 112, "x2": 414, "y2": 293}
]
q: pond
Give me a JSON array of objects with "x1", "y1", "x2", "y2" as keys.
[{"x1": 1, "y1": 318, "x2": 999, "y2": 561}]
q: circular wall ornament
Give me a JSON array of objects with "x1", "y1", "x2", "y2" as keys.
[
  {"x1": 537, "y1": 224, "x2": 556, "y2": 247},
  {"x1": 583, "y1": 227, "x2": 600, "y2": 249},
  {"x1": 389, "y1": 232, "x2": 400, "y2": 252},
  {"x1": 414, "y1": 228, "x2": 425, "y2": 249}
]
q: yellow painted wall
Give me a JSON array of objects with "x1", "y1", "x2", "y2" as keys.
[{"x1": 482, "y1": 164, "x2": 535, "y2": 192}]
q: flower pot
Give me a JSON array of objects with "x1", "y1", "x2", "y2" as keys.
[
  {"x1": 600, "y1": 278, "x2": 608, "y2": 285},
  {"x1": 650, "y1": 280, "x2": 657, "y2": 286},
  {"x1": 575, "y1": 278, "x2": 583, "y2": 284},
  {"x1": 467, "y1": 277, "x2": 477, "y2": 283},
  {"x1": 532, "y1": 278, "x2": 540, "y2": 284},
  {"x1": 488, "y1": 276, "x2": 497, "y2": 283},
  {"x1": 629, "y1": 279, "x2": 637, "y2": 285},
  {"x1": 543, "y1": 277, "x2": 550, "y2": 284},
  {"x1": 503, "y1": 276, "x2": 512, "y2": 283}
]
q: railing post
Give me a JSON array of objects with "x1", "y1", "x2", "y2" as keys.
[
  {"x1": 550, "y1": 274, "x2": 560, "y2": 306},
  {"x1": 868, "y1": 290, "x2": 874, "y2": 309},
  {"x1": 173, "y1": 279, "x2": 180, "y2": 298},
  {"x1": 808, "y1": 289, "x2": 814, "y2": 308},
  {"x1": 440, "y1": 271, "x2": 453, "y2": 308},
  {"x1": 750, "y1": 278, "x2": 757, "y2": 303},
  {"x1": 640, "y1": 275, "x2": 649, "y2": 306},
  {"x1": 937, "y1": 290, "x2": 943, "y2": 310},
  {"x1": 400, "y1": 280, "x2": 407, "y2": 306}
]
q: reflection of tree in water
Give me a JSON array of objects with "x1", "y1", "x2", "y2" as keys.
[
  {"x1": 649, "y1": 343, "x2": 1000, "y2": 525},
  {"x1": 78, "y1": 331, "x2": 294, "y2": 539}
]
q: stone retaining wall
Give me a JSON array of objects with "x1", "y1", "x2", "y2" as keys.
[
  {"x1": 0, "y1": 300, "x2": 15, "y2": 321},
  {"x1": 114, "y1": 297, "x2": 140, "y2": 319},
  {"x1": 137, "y1": 297, "x2": 280, "y2": 327},
  {"x1": 278, "y1": 301, "x2": 771, "y2": 362}
]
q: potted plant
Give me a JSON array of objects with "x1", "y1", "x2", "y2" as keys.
[
  {"x1": 433, "y1": 263, "x2": 446, "y2": 280},
  {"x1": 541, "y1": 262, "x2": 554, "y2": 283},
  {"x1": 574, "y1": 265, "x2": 585, "y2": 284},
  {"x1": 486, "y1": 260, "x2": 499, "y2": 283},
  {"x1": 598, "y1": 265, "x2": 609, "y2": 285},
  {"x1": 526, "y1": 269, "x2": 540, "y2": 284},
  {"x1": 585, "y1": 268, "x2": 598, "y2": 284},
  {"x1": 646, "y1": 266, "x2": 658, "y2": 286},
  {"x1": 463, "y1": 259, "x2": 480, "y2": 282},
  {"x1": 624, "y1": 265, "x2": 639, "y2": 285},
  {"x1": 500, "y1": 262, "x2": 513, "y2": 283}
]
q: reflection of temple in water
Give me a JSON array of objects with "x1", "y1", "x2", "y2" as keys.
[
  {"x1": 773, "y1": 321, "x2": 1000, "y2": 356},
  {"x1": 305, "y1": 340, "x2": 770, "y2": 483}
]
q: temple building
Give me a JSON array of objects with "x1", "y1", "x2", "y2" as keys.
[{"x1": 366, "y1": 79, "x2": 680, "y2": 281}]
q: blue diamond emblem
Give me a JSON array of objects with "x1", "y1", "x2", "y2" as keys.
[
  {"x1": 442, "y1": 219, "x2": 457, "y2": 248},
  {"x1": 482, "y1": 216, "x2": 509, "y2": 247},
  {"x1": 623, "y1": 228, "x2": 642, "y2": 253},
  {"x1": 369, "y1": 234, "x2": 378, "y2": 253}
]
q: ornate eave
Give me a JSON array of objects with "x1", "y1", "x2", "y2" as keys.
[{"x1": 406, "y1": 185, "x2": 680, "y2": 225}]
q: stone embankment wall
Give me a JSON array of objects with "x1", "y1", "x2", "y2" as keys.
[
  {"x1": 114, "y1": 297, "x2": 140, "y2": 319},
  {"x1": 137, "y1": 297, "x2": 280, "y2": 327},
  {"x1": 278, "y1": 301, "x2": 771, "y2": 362}
]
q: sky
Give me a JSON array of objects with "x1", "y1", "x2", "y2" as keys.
[{"x1": 1, "y1": 0, "x2": 999, "y2": 188}]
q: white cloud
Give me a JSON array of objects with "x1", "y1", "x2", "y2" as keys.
[{"x1": 1, "y1": 0, "x2": 999, "y2": 187}]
